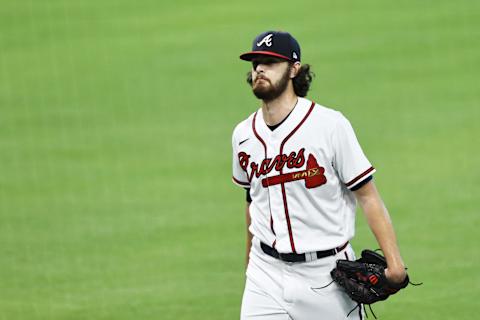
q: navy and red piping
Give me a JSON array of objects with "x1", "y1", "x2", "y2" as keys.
[
  {"x1": 346, "y1": 166, "x2": 375, "y2": 189},
  {"x1": 278, "y1": 101, "x2": 315, "y2": 253},
  {"x1": 252, "y1": 111, "x2": 276, "y2": 237},
  {"x1": 232, "y1": 176, "x2": 250, "y2": 186}
]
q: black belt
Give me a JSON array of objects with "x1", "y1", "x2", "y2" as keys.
[{"x1": 260, "y1": 241, "x2": 349, "y2": 263}]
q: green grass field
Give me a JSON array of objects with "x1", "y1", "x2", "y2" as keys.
[{"x1": 1, "y1": 1, "x2": 479, "y2": 319}]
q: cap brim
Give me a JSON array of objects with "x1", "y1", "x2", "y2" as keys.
[{"x1": 239, "y1": 51, "x2": 293, "y2": 61}]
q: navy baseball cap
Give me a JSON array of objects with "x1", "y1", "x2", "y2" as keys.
[{"x1": 240, "y1": 31, "x2": 301, "y2": 62}]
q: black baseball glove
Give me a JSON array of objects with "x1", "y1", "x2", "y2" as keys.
[{"x1": 330, "y1": 249, "x2": 409, "y2": 305}]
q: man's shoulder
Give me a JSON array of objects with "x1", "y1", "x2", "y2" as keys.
[
  {"x1": 310, "y1": 101, "x2": 344, "y2": 121},
  {"x1": 307, "y1": 100, "x2": 349, "y2": 128}
]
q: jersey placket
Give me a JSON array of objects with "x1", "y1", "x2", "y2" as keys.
[
  {"x1": 252, "y1": 111, "x2": 279, "y2": 248},
  {"x1": 267, "y1": 132, "x2": 296, "y2": 253},
  {"x1": 265, "y1": 135, "x2": 280, "y2": 247}
]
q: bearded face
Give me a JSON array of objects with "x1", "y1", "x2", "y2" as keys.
[{"x1": 250, "y1": 58, "x2": 292, "y2": 102}]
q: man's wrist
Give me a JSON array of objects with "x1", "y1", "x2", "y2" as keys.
[{"x1": 385, "y1": 266, "x2": 407, "y2": 284}]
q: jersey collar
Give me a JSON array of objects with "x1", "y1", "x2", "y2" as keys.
[{"x1": 255, "y1": 98, "x2": 312, "y2": 142}]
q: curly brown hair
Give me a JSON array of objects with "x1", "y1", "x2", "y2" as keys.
[{"x1": 246, "y1": 63, "x2": 314, "y2": 97}]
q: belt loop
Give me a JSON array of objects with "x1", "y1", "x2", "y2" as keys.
[{"x1": 305, "y1": 252, "x2": 315, "y2": 262}]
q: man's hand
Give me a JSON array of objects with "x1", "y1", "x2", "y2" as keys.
[{"x1": 331, "y1": 249, "x2": 410, "y2": 305}]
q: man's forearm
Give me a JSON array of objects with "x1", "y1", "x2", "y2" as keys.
[{"x1": 354, "y1": 181, "x2": 406, "y2": 283}]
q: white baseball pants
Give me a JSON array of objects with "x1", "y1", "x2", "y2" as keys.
[{"x1": 241, "y1": 237, "x2": 363, "y2": 320}]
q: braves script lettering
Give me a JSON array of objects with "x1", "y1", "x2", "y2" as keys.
[{"x1": 238, "y1": 148, "x2": 306, "y2": 182}]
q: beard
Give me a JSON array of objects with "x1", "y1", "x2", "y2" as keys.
[{"x1": 252, "y1": 68, "x2": 291, "y2": 102}]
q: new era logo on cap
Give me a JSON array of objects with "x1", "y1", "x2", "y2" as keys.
[{"x1": 240, "y1": 30, "x2": 301, "y2": 62}]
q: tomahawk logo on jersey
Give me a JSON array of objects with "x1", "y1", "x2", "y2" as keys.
[{"x1": 232, "y1": 98, "x2": 375, "y2": 254}]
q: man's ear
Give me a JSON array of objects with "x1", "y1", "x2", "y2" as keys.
[{"x1": 290, "y1": 62, "x2": 301, "y2": 78}]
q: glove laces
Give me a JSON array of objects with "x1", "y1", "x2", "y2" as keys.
[
  {"x1": 312, "y1": 277, "x2": 422, "y2": 319},
  {"x1": 347, "y1": 303, "x2": 377, "y2": 319}
]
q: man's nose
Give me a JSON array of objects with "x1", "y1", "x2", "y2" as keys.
[{"x1": 255, "y1": 63, "x2": 265, "y2": 73}]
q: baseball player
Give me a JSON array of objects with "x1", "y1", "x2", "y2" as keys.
[{"x1": 231, "y1": 31, "x2": 408, "y2": 320}]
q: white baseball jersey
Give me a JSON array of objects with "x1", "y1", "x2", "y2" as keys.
[{"x1": 232, "y1": 97, "x2": 375, "y2": 254}]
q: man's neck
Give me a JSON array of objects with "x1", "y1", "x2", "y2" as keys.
[{"x1": 261, "y1": 88, "x2": 298, "y2": 126}]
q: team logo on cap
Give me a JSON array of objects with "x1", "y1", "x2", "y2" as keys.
[
  {"x1": 256, "y1": 34, "x2": 273, "y2": 47},
  {"x1": 292, "y1": 52, "x2": 298, "y2": 59}
]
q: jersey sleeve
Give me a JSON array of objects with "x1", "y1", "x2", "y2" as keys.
[
  {"x1": 332, "y1": 114, "x2": 376, "y2": 190},
  {"x1": 232, "y1": 130, "x2": 250, "y2": 188}
]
